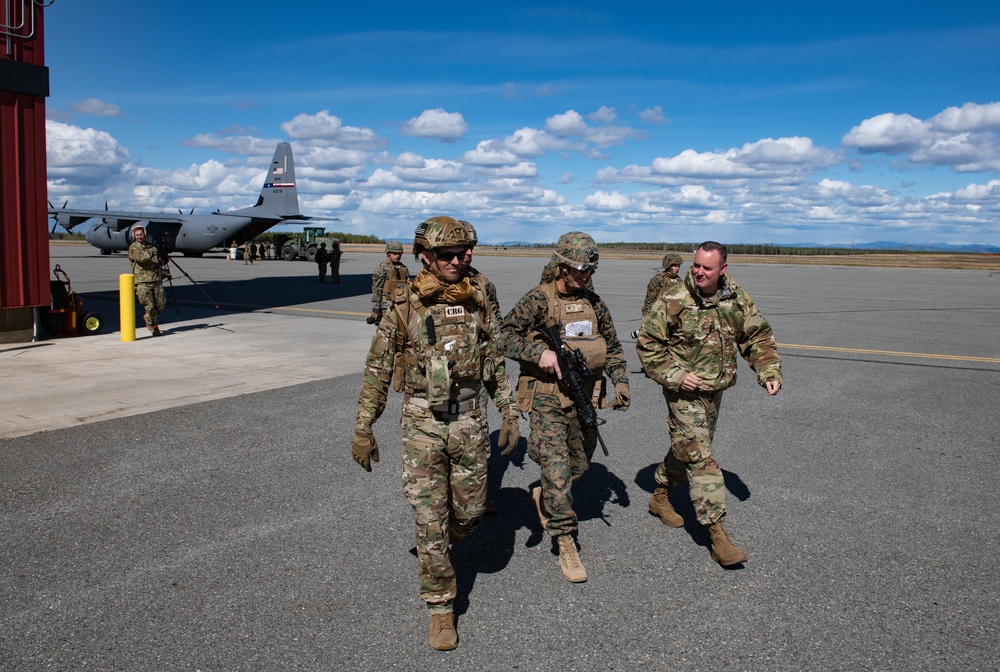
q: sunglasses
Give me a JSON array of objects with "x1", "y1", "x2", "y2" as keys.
[{"x1": 434, "y1": 248, "x2": 469, "y2": 263}]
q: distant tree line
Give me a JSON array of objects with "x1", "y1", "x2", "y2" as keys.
[{"x1": 519, "y1": 241, "x2": 922, "y2": 256}]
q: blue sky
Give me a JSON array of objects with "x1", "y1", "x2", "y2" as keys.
[{"x1": 43, "y1": 1, "x2": 1000, "y2": 247}]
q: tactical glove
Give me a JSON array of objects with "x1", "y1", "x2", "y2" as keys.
[
  {"x1": 352, "y1": 431, "x2": 380, "y2": 471},
  {"x1": 366, "y1": 309, "x2": 382, "y2": 325},
  {"x1": 612, "y1": 381, "x2": 631, "y2": 411},
  {"x1": 498, "y1": 411, "x2": 521, "y2": 456}
]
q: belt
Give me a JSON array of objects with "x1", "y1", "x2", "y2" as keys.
[{"x1": 406, "y1": 395, "x2": 480, "y2": 416}]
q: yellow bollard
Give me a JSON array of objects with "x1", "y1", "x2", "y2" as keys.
[{"x1": 120, "y1": 274, "x2": 136, "y2": 342}]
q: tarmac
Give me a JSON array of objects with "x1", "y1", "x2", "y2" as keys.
[{"x1": 2, "y1": 245, "x2": 999, "y2": 670}]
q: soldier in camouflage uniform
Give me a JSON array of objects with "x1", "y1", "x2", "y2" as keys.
[
  {"x1": 502, "y1": 231, "x2": 630, "y2": 583},
  {"x1": 127, "y1": 225, "x2": 168, "y2": 336},
  {"x1": 351, "y1": 216, "x2": 520, "y2": 651},
  {"x1": 459, "y1": 221, "x2": 520, "y2": 513},
  {"x1": 636, "y1": 241, "x2": 782, "y2": 567},
  {"x1": 367, "y1": 240, "x2": 410, "y2": 324},
  {"x1": 641, "y1": 253, "x2": 684, "y2": 317}
]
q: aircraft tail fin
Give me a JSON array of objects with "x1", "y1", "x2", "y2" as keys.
[{"x1": 229, "y1": 142, "x2": 300, "y2": 219}]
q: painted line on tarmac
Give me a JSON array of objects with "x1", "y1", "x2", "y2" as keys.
[
  {"x1": 272, "y1": 306, "x2": 369, "y2": 317},
  {"x1": 779, "y1": 343, "x2": 1000, "y2": 363}
]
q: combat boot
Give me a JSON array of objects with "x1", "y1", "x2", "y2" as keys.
[
  {"x1": 648, "y1": 486, "x2": 683, "y2": 527},
  {"x1": 428, "y1": 612, "x2": 457, "y2": 651},
  {"x1": 557, "y1": 534, "x2": 587, "y2": 583},
  {"x1": 707, "y1": 520, "x2": 748, "y2": 566},
  {"x1": 531, "y1": 486, "x2": 549, "y2": 529}
]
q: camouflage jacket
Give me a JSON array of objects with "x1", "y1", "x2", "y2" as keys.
[
  {"x1": 641, "y1": 269, "x2": 680, "y2": 317},
  {"x1": 371, "y1": 259, "x2": 410, "y2": 310},
  {"x1": 355, "y1": 273, "x2": 514, "y2": 434},
  {"x1": 466, "y1": 266, "x2": 501, "y2": 320},
  {"x1": 636, "y1": 271, "x2": 782, "y2": 392},
  {"x1": 128, "y1": 241, "x2": 165, "y2": 284},
  {"x1": 502, "y1": 282, "x2": 629, "y2": 385}
]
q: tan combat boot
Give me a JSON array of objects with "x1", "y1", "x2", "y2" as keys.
[
  {"x1": 531, "y1": 486, "x2": 549, "y2": 529},
  {"x1": 648, "y1": 486, "x2": 684, "y2": 527},
  {"x1": 429, "y1": 612, "x2": 458, "y2": 651},
  {"x1": 557, "y1": 534, "x2": 587, "y2": 583},
  {"x1": 707, "y1": 520, "x2": 748, "y2": 566}
]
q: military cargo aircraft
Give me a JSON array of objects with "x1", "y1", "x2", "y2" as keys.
[{"x1": 49, "y1": 142, "x2": 314, "y2": 256}]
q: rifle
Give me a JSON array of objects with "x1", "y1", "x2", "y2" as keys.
[{"x1": 536, "y1": 319, "x2": 610, "y2": 456}]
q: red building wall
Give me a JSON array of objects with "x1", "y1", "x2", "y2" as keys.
[{"x1": 1, "y1": 1, "x2": 49, "y2": 309}]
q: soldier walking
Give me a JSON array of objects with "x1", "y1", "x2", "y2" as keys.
[
  {"x1": 127, "y1": 224, "x2": 168, "y2": 336},
  {"x1": 502, "y1": 231, "x2": 631, "y2": 583},
  {"x1": 636, "y1": 241, "x2": 782, "y2": 567},
  {"x1": 642, "y1": 253, "x2": 684, "y2": 317},
  {"x1": 367, "y1": 240, "x2": 409, "y2": 324},
  {"x1": 350, "y1": 216, "x2": 519, "y2": 651},
  {"x1": 459, "y1": 220, "x2": 521, "y2": 512}
]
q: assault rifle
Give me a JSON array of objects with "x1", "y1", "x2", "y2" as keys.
[{"x1": 536, "y1": 319, "x2": 610, "y2": 456}]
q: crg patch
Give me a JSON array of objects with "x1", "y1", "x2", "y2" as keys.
[{"x1": 443, "y1": 305, "x2": 467, "y2": 323}]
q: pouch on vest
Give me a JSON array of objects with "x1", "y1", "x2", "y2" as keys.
[
  {"x1": 426, "y1": 356, "x2": 452, "y2": 405},
  {"x1": 515, "y1": 376, "x2": 535, "y2": 414},
  {"x1": 592, "y1": 375, "x2": 607, "y2": 409}
]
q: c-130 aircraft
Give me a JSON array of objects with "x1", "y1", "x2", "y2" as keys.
[{"x1": 50, "y1": 142, "x2": 313, "y2": 255}]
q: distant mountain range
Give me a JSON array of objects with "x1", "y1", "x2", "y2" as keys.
[{"x1": 788, "y1": 241, "x2": 1000, "y2": 254}]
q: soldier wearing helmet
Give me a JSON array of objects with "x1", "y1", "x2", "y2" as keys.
[
  {"x1": 539, "y1": 242, "x2": 596, "y2": 291},
  {"x1": 458, "y1": 220, "x2": 518, "y2": 514},
  {"x1": 501, "y1": 231, "x2": 631, "y2": 584},
  {"x1": 351, "y1": 216, "x2": 519, "y2": 651},
  {"x1": 641, "y1": 252, "x2": 684, "y2": 317},
  {"x1": 367, "y1": 239, "x2": 410, "y2": 324}
]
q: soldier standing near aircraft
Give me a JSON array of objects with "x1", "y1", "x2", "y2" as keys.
[
  {"x1": 636, "y1": 241, "x2": 782, "y2": 567},
  {"x1": 642, "y1": 253, "x2": 684, "y2": 317},
  {"x1": 330, "y1": 240, "x2": 342, "y2": 284},
  {"x1": 128, "y1": 225, "x2": 168, "y2": 337},
  {"x1": 350, "y1": 216, "x2": 518, "y2": 651},
  {"x1": 315, "y1": 242, "x2": 330, "y2": 283},
  {"x1": 367, "y1": 240, "x2": 410, "y2": 324},
  {"x1": 502, "y1": 231, "x2": 630, "y2": 583}
]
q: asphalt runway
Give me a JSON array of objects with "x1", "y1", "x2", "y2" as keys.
[{"x1": 2, "y1": 245, "x2": 999, "y2": 670}]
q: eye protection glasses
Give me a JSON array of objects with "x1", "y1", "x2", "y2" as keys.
[{"x1": 434, "y1": 248, "x2": 470, "y2": 263}]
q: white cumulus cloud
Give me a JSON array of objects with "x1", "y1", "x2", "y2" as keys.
[{"x1": 400, "y1": 109, "x2": 468, "y2": 142}]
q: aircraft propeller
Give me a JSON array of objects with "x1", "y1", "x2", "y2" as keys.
[{"x1": 47, "y1": 199, "x2": 70, "y2": 234}]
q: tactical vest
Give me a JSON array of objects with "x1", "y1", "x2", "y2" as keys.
[
  {"x1": 391, "y1": 283, "x2": 491, "y2": 405},
  {"x1": 382, "y1": 263, "x2": 409, "y2": 301},
  {"x1": 517, "y1": 282, "x2": 608, "y2": 411}
]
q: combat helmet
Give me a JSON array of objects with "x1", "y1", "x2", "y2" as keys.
[
  {"x1": 461, "y1": 220, "x2": 478, "y2": 247},
  {"x1": 385, "y1": 240, "x2": 404, "y2": 254},
  {"x1": 662, "y1": 253, "x2": 683, "y2": 269},
  {"x1": 552, "y1": 231, "x2": 599, "y2": 273},
  {"x1": 413, "y1": 216, "x2": 471, "y2": 257}
]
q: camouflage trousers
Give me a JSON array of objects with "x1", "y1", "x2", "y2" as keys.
[
  {"x1": 401, "y1": 402, "x2": 489, "y2": 613},
  {"x1": 135, "y1": 282, "x2": 165, "y2": 329},
  {"x1": 655, "y1": 389, "x2": 727, "y2": 525},
  {"x1": 527, "y1": 392, "x2": 597, "y2": 537}
]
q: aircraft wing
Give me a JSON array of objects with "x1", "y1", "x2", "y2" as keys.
[{"x1": 50, "y1": 207, "x2": 186, "y2": 231}]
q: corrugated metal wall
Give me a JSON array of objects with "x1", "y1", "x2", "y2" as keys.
[{"x1": 1, "y1": 1, "x2": 49, "y2": 309}]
